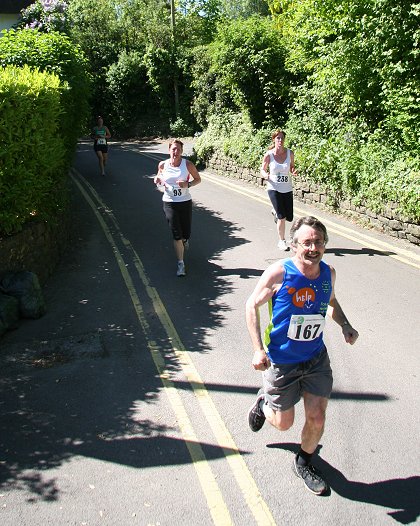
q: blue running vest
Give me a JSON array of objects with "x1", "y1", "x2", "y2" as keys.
[{"x1": 264, "y1": 259, "x2": 332, "y2": 364}]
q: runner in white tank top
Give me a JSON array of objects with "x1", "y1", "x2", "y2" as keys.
[
  {"x1": 261, "y1": 130, "x2": 297, "y2": 251},
  {"x1": 160, "y1": 158, "x2": 191, "y2": 203},
  {"x1": 266, "y1": 148, "x2": 293, "y2": 194},
  {"x1": 154, "y1": 139, "x2": 201, "y2": 277}
]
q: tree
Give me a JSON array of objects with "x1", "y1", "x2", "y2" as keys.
[
  {"x1": 192, "y1": 16, "x2": 293, "y2": 128},
  {"x1": 218, "y1": 0, "x2": 269, "y2": 18},
  {"x1": 278, "y1": 0, "x2": 419, "y2": 150}
]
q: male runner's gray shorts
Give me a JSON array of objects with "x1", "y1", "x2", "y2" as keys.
[{"x1": 262, "y1": 347, "x2": 333, "y2": 412}]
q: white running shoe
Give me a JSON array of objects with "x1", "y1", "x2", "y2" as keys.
[
  {"x1": 176, "y1": 261, "x2": 186, "y2": 277},
  {"x1": 277, "y1": 239, "x2": 289, "y2": 250}
]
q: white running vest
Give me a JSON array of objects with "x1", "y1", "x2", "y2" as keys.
[
  {"x1": 161, "y1": 158, "x2": 191, "y2": 203},
  {"x1": 266, "y1": 149, "x2": 293, "y2": 193}
]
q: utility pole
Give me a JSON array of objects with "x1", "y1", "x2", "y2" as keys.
[{"x1": 170, "y1": 0, "x2": 179, "y2": 118}]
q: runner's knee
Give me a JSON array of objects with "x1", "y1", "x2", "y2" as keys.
[
  {"x1": 305, "y1": 408, "x2": 326, "y2": 431},
  {"x1": 267, "y1": 407, "x2": 294, "y2": 431}
]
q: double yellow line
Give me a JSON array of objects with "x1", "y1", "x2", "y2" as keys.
[
  {"x1": 202, "y1": 171, "x2": 420, "y2": 270},
  {"x1": 70, "y1": 169, "x2": 276, "y2": 526}
]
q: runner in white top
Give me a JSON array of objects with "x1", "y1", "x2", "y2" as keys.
[
  {"x1": 261, "y1": 129, "x2": 297, "y2": 250},
  {"x1": 154, "y1": 139, "x2": 201, "y2": 277},
  {"x1": 160, "y1": 157, "x2": 192, "y2": 203}
]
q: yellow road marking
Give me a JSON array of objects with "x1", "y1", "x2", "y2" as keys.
[
  {"x1": 71, "y1": 170, "x2": 276, "y2": 525},
  {"x1": 71, "y1": 173, "x2": 234, "y2": 526},
  {"x1": 125, "y1": 248, "x2": 276, "y2": 525},
  {"x1": 201, "y1": 171, "x2": 420, "y2": 270}
]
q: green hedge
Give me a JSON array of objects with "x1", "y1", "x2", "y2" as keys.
[
  {"x1": 194, "y1": 112, "x2": 272, "y2": 169},
  {"x1": 0, "y1": 29, "x2": 90, "y2": 158},
  {"x1": 0, "y1": 65, "x2": 67, "y2": 235}
]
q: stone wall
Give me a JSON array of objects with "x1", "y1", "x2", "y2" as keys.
[
  {"x1": 0, "y1": 213, "x2": 71, "y2": 285},
  {"x1": 205, "y1": 153, "x2": 420, "y2": 246}
]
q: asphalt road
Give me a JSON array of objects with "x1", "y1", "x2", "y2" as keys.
[{"x1": 1, "y1": 139, "x2": 419, "y2": 526}]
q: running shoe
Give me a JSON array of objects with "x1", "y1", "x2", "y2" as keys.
[
  {"x1": 292, "y1": 458, "x2": 328, "y2": 495},
  {"x1": 176, "y1": 261, "x2": 186, "y2": 277},
  {"x1": 277, "y1": 239, "x2": 288, "y2": 250},
  {"x1": 248, "y1": 393, "x2": 266, "y2": 432},
  {"x1": 271, "y1": 208, "x2": 278, "y2": 224}
]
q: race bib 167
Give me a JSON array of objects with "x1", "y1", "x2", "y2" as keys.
[{"x1": 287, "y1": 314, "x2": 325, "y2": 341}]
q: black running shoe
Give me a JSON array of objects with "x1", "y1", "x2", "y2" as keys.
[
  {"x1": 248, "y1": 394, "x2": 266, "y2": 432},
  {"x1": 292, "y1": 458, "x2": 328, "y2": 495}
]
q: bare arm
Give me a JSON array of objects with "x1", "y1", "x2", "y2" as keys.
[
  {"x1": 178, "y1": 160, "x2": 201, "y2": 188},
  {"x1": 154, "y1": 161, "x2": 165, "y2": 185},
  {"x1": 327, "y1": 266, "x2": 359, "y2": 345},
  {"x1": 105, "y1": 127, "x2": 111, "y2": 139},
  {"x1": 290, "y1": 150, "x2": 297, "y2": 176},
  {"x1": 246, "y1": 263, "x2": 284, "y2": 370},
  {"x1": 260, "y1": 152, "x2": 270, "y2": 180}
]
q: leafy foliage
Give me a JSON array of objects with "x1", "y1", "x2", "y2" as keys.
[
  {"x1": 0, "y1": 65, "x2": 67, "y2": 235},
  {"x1": 191, "y1": 16, "x2": 294, "y2": 128},
  {"x1": 194, "y1": 112, "x2": 272, "y2": 169},
  {"x1": 170, "y1": 117, "x2": 195, "y2": 138},
  {"x1": 195, "y1": 0, "x2": 419, "y2": 222},
  {"x1": 278, "y1": 0, "x2": 419, "y2": 151},
  {"x1": 6, "y1": 0, "x2": 417, "y2": 223},
  {"x1": 218, "y1": 0, "x2": 270, "y2": 18},
  {"x1": 105, "y1": 51, "x2": 158, "y2": 135},
  {"x1": 18, "y1": 0, "x2": 70, "y2": 34},
  {"x1": 176, "y1": 0, "x2": 223, "y2": 46},
  {"x1": 0, "y1": 29, "x2": 90, "y2": 154}
]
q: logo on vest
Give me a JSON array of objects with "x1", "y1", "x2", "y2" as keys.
[{"x1": 292, "y1": 287, "x2": 316, "y2": 309}]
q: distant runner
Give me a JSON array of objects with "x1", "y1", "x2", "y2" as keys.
[
  {"x1": 154, "y1": 139, "x2": 201, "y2": 277},
  {"x1": 91, "y1": 116, "x2": 111, "y2": 176},
  {"x1": 260, "y1": 129, "x2": 297, "y2": 250},
  {"x1": 246, "y1": 215, "x2": 359, "y2": 495}
]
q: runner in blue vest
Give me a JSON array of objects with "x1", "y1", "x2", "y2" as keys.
[{"x1": 246, "y1": 215, "x2": 359, "y2": 495}]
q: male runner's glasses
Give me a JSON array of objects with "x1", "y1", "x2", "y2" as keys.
[{"x1": 297, "y1": 240, "x2": 326, "y2": 249}]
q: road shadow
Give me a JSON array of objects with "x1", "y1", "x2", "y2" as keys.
[
  {"x1": 83, "y1": 141, "x2": 264, "y2": 357},
  {"x1": 266, "y1": 442, "x2": 419, "y2": 524},
  {"x1": 0, "y1": 141, "x2": 257, "y2": 501},
  {"x1": 3, "y1": 141, "x2": 397, "y2": 505},
  {"x1": 0, "y1": 342, "x2": 248, "y2": 501},
  {"x1": 325, "y1": 247, "x2": 396, "y2": 257},
  {"x1": 171, "y1": 381, "x2": 390, "y2": 402},
  {"x1": 330, "y1": 390, "x2": 390, "y2": 401}
]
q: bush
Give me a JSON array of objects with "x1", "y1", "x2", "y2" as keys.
[
  {"x1": 195, "y1": 109, "x2": 419, "y2": 223},
  {"x1": 194, "y1": 111, "x2": 273, "y2": 169},
  {"x1": 106, "y1": 50, "x2": 158, "y2": 135},
  {"x1": 169, "y1": 117, "x2": 195, "y2": 138},
  {"x1": 286, "y1": 110, "x2": 420, "y2": 221},
  {"x1": 0, "y1": 29, "x2": 90, "y2": 158},
  {"x1": 191, "y1": 16, "x2": 295, "y2": 128},
  {"x1": 0, "y1": 65, "x2": 67, "y2": 235},
  {"x1": 18, "y1": 0, "x2": 70, "y2": 34}
]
